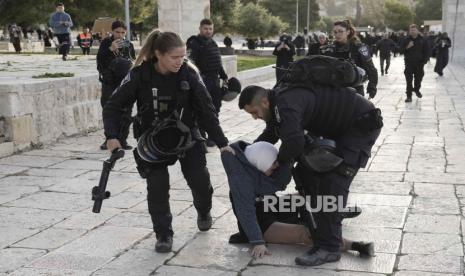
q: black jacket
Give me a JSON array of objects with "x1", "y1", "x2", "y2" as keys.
[
  {"x1": 307, "y1": 42, "x2": 327, "y2": 56},
  {"x1": 399, "y1": 35, "x2": 430, "y2": 65},
  {"x1": 187, "y1": 35, "x2": 227, "y2": 80},
  {"x1": 97, "y1": 36, "x2": 136, "y2": 84},
  {"x1": 255, "y1": 86, "x2": 375, "y2": 166},
  {"x1": 376, "y1": 38, "x2": 396, "y2": 58},
  {"x1": 321, "y1": 41, "x2": 378, "y2": 96},
  {"x1": 273, "y1": 41, "x2": 296, "y2": 67},
  {"x1": 102, "y1": 60, "x2": 228, "y2": 148}
]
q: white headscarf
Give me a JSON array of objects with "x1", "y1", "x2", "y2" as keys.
[{"x1": 244, "y1": 141, "x2": 278, "y2": 173}]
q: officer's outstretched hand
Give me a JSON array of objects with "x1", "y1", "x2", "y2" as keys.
[
  {"x1": 220, "y1": 145, "x2": 235, "y2": 155},
  {"x1": 107, "y1": 139, "x2": 122, "y2": 152},
  {"x1": 368, "y1": 88, "x2": 377, "y2": 100}
]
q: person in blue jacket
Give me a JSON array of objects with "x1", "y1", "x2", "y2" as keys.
[{"x1": 48, "y1": 2, "x2": 73, "y2": 60}]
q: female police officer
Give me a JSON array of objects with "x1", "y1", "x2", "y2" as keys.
[
  {"x1": 321, "y1": 19, "x2": 378, "y2": 99},
  {"x1": 103, "y1": 30, "x2": 232, "y2": 253}
]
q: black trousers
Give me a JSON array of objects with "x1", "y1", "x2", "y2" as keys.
[
  {"x1": 11, "y1": 38, "x2": 21, "y2": 53},
  {"x1": 434, "y1": 52, "x2": 449, "y2": 76},
  {"x1": 404, "y1": 63, "x2": 425, "y2": 97},
  {"x1": 380, "y1": 55, "x2": 391, "y2": 73},
  {"x1": 101, "y1": 82, "x2": 132, "y2": 143},
  {"x1": 134, "y1": 141, "x2": 213, "y2": 237},
  {"x1": 81, "y1": 47, "x2": 90, "y2": 55},
  {"x1": 295, "y1": 127, "x2": 381, "y2": 252},
  {"x1": 202, "y1": 75, "x2": 222, "y2": 114},
  {"x1": 55, "y1": 33, "x2": 70, "y2": 57}
]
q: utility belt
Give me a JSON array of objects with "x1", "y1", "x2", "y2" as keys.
[
  {"x1": 299, "y1": 134, "x2": 357, "y2": 178},
  {"x1": 352, "y1": 108, "x2": 383, "y2": 133}
]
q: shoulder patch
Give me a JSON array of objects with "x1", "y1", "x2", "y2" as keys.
[{"x1": 358, "y1": 45, "x2": 370, "y2": 58}]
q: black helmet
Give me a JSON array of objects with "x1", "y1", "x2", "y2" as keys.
[
  {"x1": 222, "y1": 77, "x2": 242, "y2": 102},
  {"x1": 137, "y1": 118, "x2": 195, "y2": 163}
]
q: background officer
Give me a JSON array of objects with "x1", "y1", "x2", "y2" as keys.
[
  {"x1": 399, "y1": 24, "x2": 430, "y2": 102},
  {"x1": 187, "y1": 18, "x2": 228, "y2": 147},
  {"x1": 273, "y1": 33, "x2": 296, "y2": 82},
  {"x1": 103, "y1": 30, "x2": 232, "y2": 253},
  {"x1": 97, "y1": 20, "x2": 135, "y2": 150},
  {"x1": 307, "y1": 33, "x2": 328, "y2": 56},
  {"x1": 238, "y1": 84, "x2": 382, "y2": 266},
  {"x1": 321, "y1": 19, "x2": 378, "y2": 99},
  {"x1": 376, "y1": 33, "x2": 396, "y2": 75},
  {"x1": 433, "y1": 32, "x2": 451, "y2": 77},
  {"x1": 77, "y1": 27, "x2": 93, "y2": 55}
]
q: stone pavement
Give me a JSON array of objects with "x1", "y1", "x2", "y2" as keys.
[{"x1": 1, "y1": 56, "x2": 465, "y2": 275}]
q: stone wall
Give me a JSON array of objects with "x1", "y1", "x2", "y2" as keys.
[
  {"x1": 443, "y1": 0, "x2": 465, "y2": 63},
  {"x1": 0, "y1": 56, "x2": 238, "y2": 157}
]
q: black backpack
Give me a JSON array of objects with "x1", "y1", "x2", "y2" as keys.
[{"x1": 277, "y1": 55, "x2": 364, "y2": 89}]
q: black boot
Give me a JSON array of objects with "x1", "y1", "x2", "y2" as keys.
[
  {"x1": 155, "y1": 235, "x2": 173, "y2": 253},
  {"x1": 100, "y1": 140, "x2": 107, "y2": 150},
  {"x1": 295, "y1": 247, "x2": 341, "y2": 266},
  {"x1": 120, "y1": 140, "x2": 133, "y2": 150},
  {"x1": 351, "y1": 241, "x2": 375, "y2": 257},
  {"x1": 197, "y1": 211, "x2": 212, "y2": 231},
  {"x1": 414, "y1": 91, "x2": 423, "y2": 98},
  {"x1": 228, "y1": 232, "x2": 249, "y2": 244}
]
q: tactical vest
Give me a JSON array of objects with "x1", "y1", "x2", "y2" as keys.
[
  {"x1": 192, "y1": 36, "x2": 223, "y2": 76},
  {"x1": 275, "y1": 84, "x2": 360, "y2": 138},
  {"x1": 79, "y1": 33, "x2": 92, "y2": 47}
]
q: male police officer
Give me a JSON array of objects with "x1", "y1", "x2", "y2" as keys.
[
  {"x1": 238, "y1": 82, "x2": 382, "y2": 266},
  {"x1": 97, "y1": 20, "x2": 135, "y2": 150},
  {"x1": 399, "y1": 24, "x2": 430, "y2": 102},
  {"x1": 187, "y1": 18, "x2": 228, "y2": 147},
  {"x1": 376, "y1": 33, "x2": 396, "y2": 75}
]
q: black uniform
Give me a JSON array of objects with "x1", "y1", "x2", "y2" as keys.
[
  {"x1": 97, "y1": 36, "x2": 136, "y2": 145},
  {"x1": 102, "y1": 60, "x2": 228, "y2": 238},
  {"x1": 273, "y1": 39, "x2": 296, "y2": 82},
  {"x1": 321, "y1": 41, "x2": 378, "y2": 98},
  {"x1": 187, "y1": 35, "x2": 228, "y2": 114},
  {"x1": 376, "y1": 38, "x2": 396, "y2": 75},
  {"x1": 434, "y1": 36, "x2": 451, "y2": 76},
  {"x1": 399, "y1": 35, "x2": 430, "y2": 98},
  {"x1": 255, "y1": 85, "x2": 381, "y2": 252},
  {"x1": 307, "y1": 42, "x2": 327, "y2": 56}
]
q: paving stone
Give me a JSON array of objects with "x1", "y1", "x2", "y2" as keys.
[
  {"x1": 411, "y1": 197, "x2": 460, "y2": 215},
  {"x1": 252, "y1": 244, "x2": 396, "y2": 274},
  {"x1": 29, "y1": 253, "x2": 109, "y2": 272},
  {"x1": 405, "y1": 172, "x2": 465, "y2": 184},
  {"x1": 48, "y1": 159, "x2": 103, "y2": 171},
  {"x1": 0, "y1": 227, "x2": 41, "y2": 249},
  {"x1": 9, "y1": 267, "x2": 91, "y2": 276},
  {"x1": 12, "y1": 228, "x2": 87, "y2": 250},
  {"x1": 343, "y1": 205, "x2": 408, "y2": 229},
  {"x1": 354, "y1": 172, "x2": 405, "y2": 183},
  {"x1": 401, "y1": 233, "x2": 463, "y2": 256},
  {"x1": 53, "y1": 226, "x2": 151, "y2": 258},
  {"x1": 0, "y1": 207, "x2": 73, "y2": 229},
  {"x1": 167, "y1": 229, "x2": 252, "y2": 271},
  {"x1": 394, "y1": 271, "x2": 461, "y2": 276},
  {"x1": 154, "y1": 265, "x2": 237, "y2": 276},
  {"x1": 350, "y1": 181, "x2": 412, "y2": 195},
  {"x1": 5, "y1": 192, "x2": 91, "y2": 211},
  {"x1": 397, "y1": 254, "x2": 462, "y2": 274},
  {"x1": 242, "y1": 266, "x2": 382, "y2": 276},
  {"x1": 404, "y1": 214, "x2": 461, "y2": 234},
  {"x1": 105, "y1": 211, "x2": 152, "y2": 229},
  {"x1": 92, "y1": 248, "x2": 173, "y2": 276},
  {"x1": 342, "y1": 226, "x2": 402, "y2": 254},
  {"x1": 0, "y1": 176, "x2": 62, "y2": 189},
  {"x1": 0, "y1": 164, "x2": 28, "y2": 175},
  {"x1": 413, "y1": 183, "x2": 456, "y2": 198},
  {"x1": 25, "y1": 168, "x2": 88, "y2": 178},
  {"x1": 54, "y1": 207, "x2": 121, "y2": 230},
  {"x1": 348, "y1": 193, "x2": 412, "y2": 207},
  {"x1": 0, "y1": 155, "x2": 66, "y2": 168},
  {"x1": 103, "y1": 191, "x2": 146, "y2": 210},
  {"x1": 0, "y1": 184, "x2": 39, "y2": 204},
  {"x1": 0, "y1": 248, "x2": 46, "y2": 273}
]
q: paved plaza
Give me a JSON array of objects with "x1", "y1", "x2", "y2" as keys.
[{"x1": 1, "y1": 56, "x2": 465, "y2": 275}]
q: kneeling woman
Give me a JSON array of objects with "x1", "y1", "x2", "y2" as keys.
[
  {"x1": 103, "y1": 30, "x2": 232, "y2": 253},
  {"x1": 222, "y1": 141, "x2": 374, "y2": 258}
]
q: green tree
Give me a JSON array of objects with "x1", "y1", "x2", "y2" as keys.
[
  {"x1": 414, "y1": 0, "x2": 442, "y2": 25},
  {"x1": 234, "y1": 3, "x2": 287, "y2": 39},
  {"x1": 130, "y1": 0, "x2": 158, "y2": 31},
  {"x1": 384, "y1": 0, "x2": 414, "y2": 31},
  {"x1": 210, "y1": 0, "x2": 239, "y2": 33},
  {"x1": 260, "y1": 0, "x2": 320, "y2": 33}
]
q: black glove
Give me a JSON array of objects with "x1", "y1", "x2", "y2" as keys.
[{"x1": 368, "y1": 87, "x2": 377, "y2": 99}]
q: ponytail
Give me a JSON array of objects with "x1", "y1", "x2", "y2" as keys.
[{"x1": 133, "y1": 29, "x2": 185, "y2": 67}]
